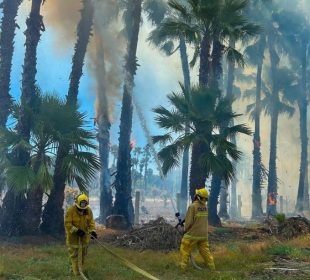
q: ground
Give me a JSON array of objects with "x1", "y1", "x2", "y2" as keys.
[{"x1": 0, "y1": 225, "x2": 310, "y2": 280}]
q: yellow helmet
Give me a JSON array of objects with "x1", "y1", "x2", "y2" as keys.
[
  {"x1": 195, "y1": 188, "x2": 209, "y2": 199},
  {"x1": 75, "y1": 193, "x2": 89, "y2": 209}
]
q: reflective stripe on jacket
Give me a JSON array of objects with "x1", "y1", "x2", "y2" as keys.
[
  {"x1": 183, "y1": 200, "x2": 208, "y2": 240},
  {"x1": 64, "y1": 205, "x2": 95, "y2": 247}
]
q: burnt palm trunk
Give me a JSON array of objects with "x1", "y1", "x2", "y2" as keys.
[
  {"x1": 0, "y1": 0, "x2": 44, "y2": 236},
  {"x1": 0, "y1": 0, "x2": 22, "y2": 127},
  {"x1": 113, "y1": 0, "x2": 142, "y2": 227},
  {"x1": 266, "y1": 36, "x2": 279, "y2": 216},
  {"x1": 296, "y1": 41, "x2": 308, "y2": 212},
  {"x1": 95, "y1": 35, "x2": 113, "y2": 225},
  {"x1": 179, "y1": 36, "x2": 190, "y2": 216},
  {"x1": 98, "y1": 114, "x2": 112, "y2": 224},
  {"x1": 252, "y1": 37, "x2": 266, "y2": 219},
  {"x1": 199, "y1": 34, "x2": 210, "y2": 87},
  {"x1": 40, "y1": 0, "x2": 94, "y2": 235}
]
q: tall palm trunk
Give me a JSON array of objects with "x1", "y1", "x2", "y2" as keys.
[
  {"x1": 95, "y1": 36, "x2": 113, "y2": 225},
  {"x1": 188, "y1": 34, "x2": 210, "y2": 200},
  {"x1": 0, "y1": 0, "x2": 44, "y2": 236},
  {"x1": 296, "y1": 41, "x2": 308, "y2": 212},
  {"x1": 252, "y1": 37, "x2": 266, "y2": 219},
  {"x1": 113, "y1": 0, "x2": 142, "y2": 227},
  {"x1": 0, "y1": 0, "x2": 22, "y2": 127},
  {"x1": 208, "y1": 35, "x2": 225, "y2": 225},
  {"x1": 266, "y1": 35, "x2": 279, "y2": 216},
  {"x1": 179, "y1": 36, "x2": 190, "y2": 216},
  {"x1": 220, "y1": 39, "x2": 235, "y2": 219},
  {"x1": 98, "y1": 114, "x2": 112, "y2": 224},
  {"x1": 40, "y1": 0, "x2": 94, "y2": 235},
  {"x1": 0, "y1": 0, "x2": 23, "y2": 236}
]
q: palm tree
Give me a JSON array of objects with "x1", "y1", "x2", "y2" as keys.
[
  {"x1": 274, "y1": 10, "x2": 310, "y2": 212},
  {"x1": 0, "y1": 0, "x2": 23, "y2": 127},
  {"x1": 0, "y1": 95, "x2": 100, "y2": 235},
  {"x1": 112, "y1": 0, "x2": 143, "y2": 226},
  {"x1": 148, "y1": 1, "x2": 191, "y2": 216},
  {"x1": 40, "y1": 0, "x2": 94, "y2": 235},
  {"x1": 153, "y1": 85, "x2": 251, "y2": 225},
  {"x1": 0, "y1": 0, "x2": 45, "y2": 236}
]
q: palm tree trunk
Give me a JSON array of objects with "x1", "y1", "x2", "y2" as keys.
[
  {"x1": 179, "y1": 36, "x2": 190, "y2": 216},
  {"x1": 0, "y1": 0, "x2": 44, "y2": 236},
  {"x1": 208, "y1": 175, "x2": 222, "y2": 226},
  {"x1": 266, "y1": 35, "x2": 279, "y2": 216},
  {"x1": 94, "y1": 34, "x2": 113, "y2": 225},
  {"x1": 189, "y1": 141, "x2": 207, "y2": 201},
  {"x1": 218, "y1": 181, "x2": 229, "y2": 220},
  {"x1": 0, "y1": 0, "x2": 23, "y2": 236},
  {"x1": 40, "y1": 0, "x2": 94, "y2": 235},
  {"x1": 113, "y1": 0, "x2": 142, "y2": 227},
  {"x1": 0, "y1": 0, "x2": 22, "y2": 127},
  {"x1": 199, "y1": 34, "x2": 210, "y2": 87},
  {"x1": 252, "y1": 37, "x2": 265, "y2": 219},
  {"x1": 98, "y1": 114, "x2": 112, "y2": 224},
  {"x1": 296, "y1": 42, "x2": 308, "y2": 213}
]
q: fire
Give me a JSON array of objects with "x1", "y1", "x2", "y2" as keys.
[
  {"x1": 268, "y1": 192, "x2": 277, "y2": 206},
  {"x1": 130, "y1": 139, "x2": 136, "y2": 150}
]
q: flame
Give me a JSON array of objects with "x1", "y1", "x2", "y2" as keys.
[
  {"x1": 268, "y1": 192, "x2": 277, "y2": 206},
  {"x1": 130, "y1": 140, "x2": 136, "y2": 150}
]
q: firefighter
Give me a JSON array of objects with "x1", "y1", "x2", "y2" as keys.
[
  {"x1": 179, "y1": 187, "x2": 215, "y2": 271},
  {"x1": 64, "y1": 193, "x2": 97, "y2": 276}
]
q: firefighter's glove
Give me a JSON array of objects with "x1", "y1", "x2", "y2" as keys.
[
  {"x1": 90, "y1": 231, "x2": 97, "y2": 239},
  {"x1": 76, "y1": 229, "x2": 85, "y2": 237}
]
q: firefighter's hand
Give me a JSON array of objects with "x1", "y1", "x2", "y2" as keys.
[
  {"x1": 90, "y1": 231, "x2": 97, "y2": 239},
  {"x1": 76, "y1": 229, "x2": 85, "y2": 237}
]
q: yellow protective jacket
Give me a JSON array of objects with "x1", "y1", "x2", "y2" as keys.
[
  {"x1": 183, "y1": 200, "x2": 208, "y2": 240},
  {"x1": 64, "y1": 205, "x2": 95, "y2": 247}
]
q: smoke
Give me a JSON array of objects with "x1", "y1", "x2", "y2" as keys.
[
  {"x1": 42, "y1": 0, "x2": 82, "y2": 52},
  {"x1": 42, "y1": 0, "x2": 125, "y2": 118},
  {"x1": 90, "y1": 0, "x2": 126, "y2": 120}
]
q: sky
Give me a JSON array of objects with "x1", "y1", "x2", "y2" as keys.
[{"x1": 6, "y1": 0, "x2": 310, "y2": 217}]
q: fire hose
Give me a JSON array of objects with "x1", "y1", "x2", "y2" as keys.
[{"x1": 77, "y1": 235, "x2": 160, "y2": 280}]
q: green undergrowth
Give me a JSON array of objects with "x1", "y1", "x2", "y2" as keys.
[{"x1": 0, "y1": 235, "x2": 309, "y2": 280}]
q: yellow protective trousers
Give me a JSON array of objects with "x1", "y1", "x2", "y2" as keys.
[
  {"x1": 68, "y1": 245, "x2": 88, "y2": 276},
  {"x1": 179, "y1": 238, "x2": 215, "y2": 270}
]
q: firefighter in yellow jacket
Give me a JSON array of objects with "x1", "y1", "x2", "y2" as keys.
[
  {"x1": 180, "y1": 188, "x2": 215, "y2": 271},
  {"x1": 64, "y1": 193, "x2": 97, "y2": 276}
]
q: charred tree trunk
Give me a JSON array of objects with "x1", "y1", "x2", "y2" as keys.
[
  {"x1": 266, "y1": 35, "x2": 279, "y2": 216},
  {"x1": 94, "y1": 34, "x2": 113, "y2": 225},
  {"x1": 40, "y1": 0, "x2": 94, "y2": 235},
  {"x1": 0, "y1": 0, "x2": 22, "y2": 127},
  {"x1": 218, "y1": 181, "x2": 229, "y2": 220},
  {"x1": 179, "y1": 36, "x2": 191, "y2": 216},
  {"x1": 252, "y1": 36, "x2": 265, "y2": 219},
  {"x1": 296, "y1": 42, "x2": 308, "y2": 213},
  {"x1": 113, "y1": 0, "x2": 142, "y2": 227},
  {"x1": 98, "y1": 114, "x2": 112, "y2": 224}
]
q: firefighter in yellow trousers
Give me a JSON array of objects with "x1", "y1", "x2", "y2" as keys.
[
  {"x1": 64, "y1": 193, "x2": 97, "y2": 276},
  {"x1": 180, "y1": 188, "x2": 215, "y2": 271}
]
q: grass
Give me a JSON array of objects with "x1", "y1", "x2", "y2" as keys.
[{"x1": 0, "y1": 235, "x2": 309, "y2": 279}]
